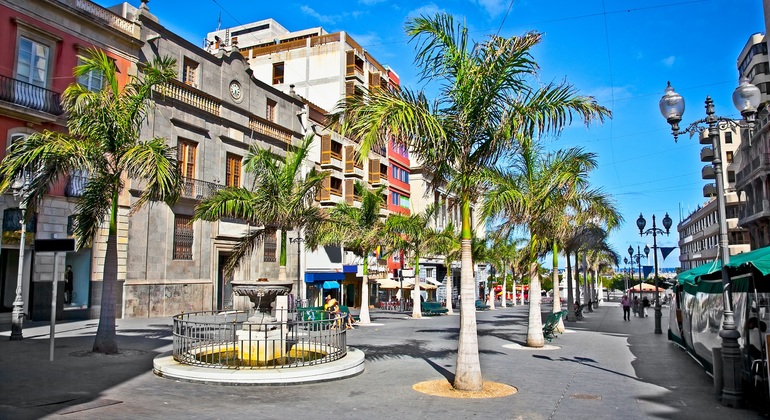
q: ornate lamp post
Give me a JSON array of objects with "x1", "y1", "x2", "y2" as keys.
[
  {"x1": 636, "y1": 213, "x2": 672, "y2": 334},
  {"x1": 627, "y1": 246, "x2": 645, "y2": 300},
  {"x1": 10, "y1": 176, "x2": 30, "y2": 340},
  {"x1": 660, "y1": 79, "x2": 759, "y2": 407},
  {"x1": 290, "y1": 234, "x2": 304, "y2": 305},
  {"x1": 622, "y1": 257, "x2": 630, "y2": 292}
]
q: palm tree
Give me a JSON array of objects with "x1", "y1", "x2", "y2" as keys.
[
  {"x1": 193, "y1": 134, "x2": 327, "y2": 291},
  {"x1": 484, "y1": 140, "x2": 612, "y2": 348},
  {"x1": 307, "y1": 182, "x2": 386, "y2": 324},
  {"x1": 385, "y1": 203, "x2": 449, "y2": 318},
  {"x1": 331, "y1": 14, "x2": 609, "y2": 390},
  {"x1": 586, "y1": 244, "x2": 620, "y2": 306},
  {"x1": 0, "y1": 49, "x2": 179, "y2": 354}
]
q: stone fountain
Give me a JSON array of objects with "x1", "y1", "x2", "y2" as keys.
[{"x1": 231, "y1": 277, "x2": 294, "y2": 364}]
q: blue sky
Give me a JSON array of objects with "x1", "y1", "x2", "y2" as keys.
[{"x1": 102, "y1": 0, "x2": 765, "y2": 270}]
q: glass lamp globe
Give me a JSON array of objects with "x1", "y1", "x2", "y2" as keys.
[
  {"x1": 732, "y1": 77, "x2": 761, "y2": 117},
  {"x1": 659, "y1": 82, "x2": 685, "y2": 125}
]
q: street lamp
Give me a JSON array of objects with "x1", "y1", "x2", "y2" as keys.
[
  {"x1": 10, "y1": 175, "x2": 30, "y2": 341},
  {"x1": 636, "y1": 213, "x2": 672, "y2": 334},
  {"x1": 289, "y1": 234, "x2": 304, "y2": 305},
  {"x1": 628, "y1": 245, "x2": 645, "y2": 301},
  {"x1": 660, "y1": 79, "x2": 759, "y2": 407},
  {"x1": 622, "y1": 257, "x2": 630, "y2": 292}
]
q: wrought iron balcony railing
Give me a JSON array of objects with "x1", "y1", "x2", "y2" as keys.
[
  {"x1": 181, "y1": 177, "x2": 223, "y2": 200},
  {"x1": 0, "y1": 75, "x2": 63, "y2": 116}
]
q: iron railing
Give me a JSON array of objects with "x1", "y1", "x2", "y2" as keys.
[
  {"x1": 181, "y1": 177, "x2": 223, "y2": 200},
  {"x1": 0, "y1": 75, "x2": 63, "y2": 115},
  {"x1": 172, "y1": 310, "x2": 347, "y2": 369}
]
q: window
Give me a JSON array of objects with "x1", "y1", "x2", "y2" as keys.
[
  {"x1": 726, "y1": 151, "x2": 734, "y2": 163},
  {"x1": 226, "y1": 153, "x2": 242, "y2": 187},
  {"x1": 330, "y1": 177, "x2": 342, "y2": 196},
  {"x1": 178, "y1": 139, "x2": 197, "y2": 178},
  {"x1": 266, "y1": 98, "x2": 277, "y2": 122},
  {"x1": 391, "y1": 191, "x2": 399, "y2": 205},
  {"x1": 425, "y1": 268, "x2": 434, "y2": 279},
  {"x1": 725, "y1": 132, "x2": 733, "y2": 144},
  {"x1": 17, "y1": 36, "x2": 49, "y2": 87},
  {"x1": 76, "y1": 57, "x2": 104, "y2": 92},
  {"x1": 330, "y1": 140, "x2": 342, "y2": 160},
  {"x1": 272, "y1": 62, "x2": 284, "y2": 84},
  {"x1": 173, "y1": 214, "x2": 193, "y2": 260},
  {"x1": 727, "y1": 170, "x2": 736, "y2": 183},
  {"x1": 264, "y1": 230, "x2": 277, "y2": 262},
  {"x1": 183, "y1": 58, "x2": 199, "y2": 88}
]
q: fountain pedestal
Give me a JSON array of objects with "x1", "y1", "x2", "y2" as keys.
[{"x1": 231, "y1": 279, "x2": 293, "y2": 365}]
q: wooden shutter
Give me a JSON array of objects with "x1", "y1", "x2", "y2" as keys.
[
  {"x1": 321, "y1": 135, "x2": 331, "y2": 165},
  {"x1": 346, "y1": 50, "x2": 355, "y2": 76},
  {"x1": 344, "y1": 145, "x2": 354, "y2": 173},
  {"x1": 369, "y1": 158, "x2": 380, "y2": 184},
  {"x1": 226, "y1": 153, "x2": 241, "y2": 187},
  {"x1": 320, "y1": 176, "x2": 331, "y2": 201},
  {"x1": 178, "y1": 140, "x2": 196, "y2": 178},
  {"x1": 369, "y1": 72, "x2": 380, "y2": 90},
  {"x1": 345, "y1": 179, "x2": 354, "y2": 204}
]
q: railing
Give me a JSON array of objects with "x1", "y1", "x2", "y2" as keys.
[
  {"x1": 72, "y1": 0, "x2": 136, "y2": 36},
  {"x1": 155, "y1": 79, "x2": 221, "y2": 116},
  {"x1": 172, "y1": 310, "x2": 347, "y2": 369},
  {"x1": 181, "y1": 177, "x2": 223, "y2": 200},
  {"x1": 66, "y1": 173, "x2": 88, "y2": 197},
  {"x1": 0, "y1": 75, "x2": 63, "y2": 115},
  {"x1": 249, "y1": 116, "x2": 293, "y2": 144}
]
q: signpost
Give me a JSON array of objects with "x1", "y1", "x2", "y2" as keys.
[{"x1": 35, "y1": 238, "x2": 76, "y2": 361}]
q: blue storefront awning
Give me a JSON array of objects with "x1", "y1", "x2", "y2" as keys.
[
  {"x1": 321, "y1": 281, "x2": 340, "y2": 289},
  {"x1": 304, "y1": 272, "x2": 345, "y2": 283},
  {"x1": 343, "y1": 265, "x2": 358, "y2": 273}
]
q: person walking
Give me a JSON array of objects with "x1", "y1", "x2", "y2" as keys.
[
  {"x1": 633, "y1": 296, "x2": 640, "y2": 317},
  {"x1": 621, "y1": 294, "x2": 631, "y2": 321}
]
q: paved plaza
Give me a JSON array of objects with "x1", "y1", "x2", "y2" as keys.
[{"x1": 0, "y1": 303, "x2": 766, "y2": 419}]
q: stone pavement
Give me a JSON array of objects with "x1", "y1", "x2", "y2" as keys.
[{"x1": 0, "y1": 302, "x2": 766, "y2": 419}]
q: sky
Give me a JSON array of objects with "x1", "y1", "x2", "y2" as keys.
[{"x1": 98, "y1": 0, "x2": 767, "y2": 271}]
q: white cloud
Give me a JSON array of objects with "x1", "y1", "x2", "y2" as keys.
[
  {"x1": 661, "y1": 55, "x2": 676, "y2": 68},
  {"x1": 474, "y1": 0, "x2": 507, "y2": 17},
  {"x1": 407, "y1": 3, "x2": 445, "y2": 18},
  {"x1": 300, "y1": 5, "x2": 339, "y2": 25}
]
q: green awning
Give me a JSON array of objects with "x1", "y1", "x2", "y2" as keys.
[{"x1": 676, "y1": 245, "x2": 770, "y2": 289}]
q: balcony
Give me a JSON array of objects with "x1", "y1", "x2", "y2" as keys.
[
  {"x1": 154, "y1": 79, "x2": 221, "y2": 116},
  {"x1": 700, "y1": 147, "x2": 714, "y2": 162},
  {"x1": 703, "y1": 183, "x2": 717, "y2": 197},
  {"x1": 701, "y1": 165, "x2": 715, "y2": 180},
  {"x1": 0, "y1": 75, "x2": 63, "y2": 116},
  {"x1": 181, "y1": 177, "x2": 223, "y2": 200}
]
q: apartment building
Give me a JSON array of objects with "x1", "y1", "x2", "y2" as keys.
[
  {"x1": 735, "y1": 21, "x2": 770, "y2": 248},
  {"x1": 679, "y1": 124, "x2": 751, "y2": 270},
  {"x1": 0, "y1": 0, "x2": 141, "y2": 321}
]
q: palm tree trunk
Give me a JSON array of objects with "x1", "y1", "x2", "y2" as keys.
[
  {"x1": 566, "y1": 251, "x2": 574, "y2": 322},
  {"x1": 500, "y1": 267, "x2": 507, "y2": 308},
  {"x1": 526, "y1": 260, "x2": 544, "y2": 348},
  {"x1": 552, "y1": 243, "x2": 564, "y2": 333},
  {"x1": 584, "y1": 253, "x2": 593, "y2": 313},
  {"x1": 487, "y1": 267, "x2": 495, "y2": 310},
  {"x1": 278, "y1": 230, "x2": 288, "y2": 282},
  {"x1": 454, "y1": 200, "x2": 482, "y2": 391},
  {"x1": 93, "y1": 198, "x2": 119, "y2": 354},
  {"x1": 412, "y1": 260, "x2": 422, "y2": 319},
  {"x1": 445, "y1": 261, "x2": 454, "y2": 314},
  {"x1": 509, "y1": 263, "x2": 517, "y2": 307},
  {"x1": 359, "y1": 258, "x2": 371, "y2": 324},
  {"x1": 574, "y1": 250, "x2": 581, "y2": 306}
]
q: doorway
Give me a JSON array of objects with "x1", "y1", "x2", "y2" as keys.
[
  {"x1": 217, "y1": 253, "x2": 233, "y2": 310},
  {"x1": 0, "y1": 249, "x2": 19, "y2": 312}
]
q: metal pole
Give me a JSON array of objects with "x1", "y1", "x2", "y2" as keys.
[
  {"x1": 10, "y1": 199, "x2": 27, "y2": 341},
  {"x1": 636, "y1": 248, "x2": 642, "y2": 303},
  {"x1": 50, "y1": 252, "x2": 60, "y2": 361},
  {"x1": 706, "y1": 98, "x2": 741, "y2": 407},
  {"x1": 652, "y1": 216, "x2": 662, "y2": 334}
]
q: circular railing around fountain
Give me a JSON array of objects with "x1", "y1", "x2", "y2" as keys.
[{"x1": 172, "y1": 310, "x2": 347, "y2": 369}]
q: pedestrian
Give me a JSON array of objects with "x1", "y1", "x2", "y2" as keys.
[
  {"x1": 633, "y1": 297, "x2": 640, "y2": 317},
  {"x1": 64, "y1": 265, "x2": 74, "y2": 305},
  {"x1": 621, "y1": 294, "x2": 631, "y2": 321},
  {"x1": 642, "y1": 296, "x2": 650, "y2": 317}
]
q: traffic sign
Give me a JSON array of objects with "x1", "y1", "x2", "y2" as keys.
[{"x1": 34, "y1": 238, "x2": 76, "y2": 253}]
